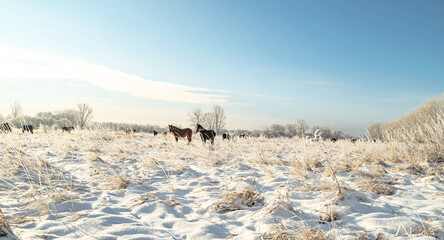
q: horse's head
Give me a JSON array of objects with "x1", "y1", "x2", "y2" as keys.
[
  {"x1": 168, "y1": 125, "x2": 172, "y2": 132},
  {"x1": 196, "y1": 124, "x2": 203, "y2": 132}
]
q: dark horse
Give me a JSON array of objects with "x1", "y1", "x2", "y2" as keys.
[
  {"x1": 1, "y1": 123, "x2": 12, "y2": 133},
  {"x1": 153, "y1": 130, "x2": 158, "y2": 136},
  {"x1": 22, "y1": 125, "x2": 33, "y2": 134},
  {"x1": 196, "y1": 124, "x2": 216, "y2": 145},
  {"x1": 62, "y1": 126, "x2": 75, "y2": 133},
  {"x1": 222, "y1": 133, "x2": 230, "y2": 140},
  {"x1": 168, "y1": 125, "x2": 192, "y2": 144}
]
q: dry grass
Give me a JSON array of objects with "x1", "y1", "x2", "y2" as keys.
[
  {"x1": 98, "y1": 176, "x2": 129, "y2": 190},
  {"x1": 165, "y1": 198, "x2": 181, "y2": 207},
  {"x1": 87, "y1": 155, "x2": 103, "y2": 163},
  {"x1": 70, "y1": 213, "x2": 87, "y2": 222},
  {"x1": 263, "y1": 222, "x2": 331, "y2": 240},
  {"x1": 355, "y1": 233, "x2": 371, "y2": 240},
  {"x1": 1, "y1": 128, "x2": 442, "y2": 238},
  {"x1": 401, "y1": 223, "x2": 442, "y2": 238},
  {"x1": 356, "y1": 177, "x2": 394, "y2": 195},
  {"x1": 213, "y1": 185, "x2": 264, "y2": 213},
  {"x1": 319, "y1": 205, "x2": 340, "y2": 223},
  {"x1": 0, "y1": 208, "x2": 15, "y2": 238}
]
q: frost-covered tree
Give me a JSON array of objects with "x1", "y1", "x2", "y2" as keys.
[
  {"x1": 203, "y1": 112, "x2": 214, "y2": 130},
  {"x1": 368, "y1": 122, "x2": 383, "y2": 140},
  {"x1": 295, "y1": 119, "x2": 309, "y2": 137},
  {"x1": 320, "y1": 126, "x2": 333, "y2": 139},
  {"x1": 312, "y1": 125, "x2": 321, "y2": 135},
  {"x1": 54, "y1": 109, "x2": 78, "y2": 127},
  {"x1": 189, "y1": 108, "x2": 205, "y2": 128},
  {"x1": 285, "y1": 124, "x2": 297, "y2": 137},
  {"x1": 212, "y1": 105, "x2": 226, "y2": 134},
  {"x1": 188, "y1": 106, "x2": 226, "y2": 133},
  {"x1": 77, "y1": 103, "x2": 93, "y2": 129},
  {"x1": 333, "y1": 130, "x2": 344, "y2": 139},
  {"x1": 7, "y1": 102, "x2": 24, "y2": 127},
  {"x1": 270, "y1": 124, "x2": 285, "y2": 137}
]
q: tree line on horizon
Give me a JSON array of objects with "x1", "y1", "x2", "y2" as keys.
[
  {"x1": 5, "y1": 95, "x2": 442, "y2": 141},
  {"x1": 0, "y1": 102, "x2": 160, "y2": 133},
  {"x1": 188, "y1": 106, "x2": 350, "y2": 139},
  {"x1": 0, "y1": 102, "x2": 93, "y2": 130},
  {"x1": 1, "y1": 102, "x2": 351, "y2": 138}
]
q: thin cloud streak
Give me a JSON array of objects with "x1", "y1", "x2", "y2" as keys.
[
  {"x1": 0, "y1": 45, "x2": 228, "y2": 104},
  {"x1": 0, "y1": 45, "x2": 302, "y2": 106}
]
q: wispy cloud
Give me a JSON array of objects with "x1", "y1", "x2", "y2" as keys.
[
  {"x1": 0, "y1": 45, "x2": 302, "y2": 105},
  {"x1": 0, "y1": 45, "x2": 228, "y2": 104}
]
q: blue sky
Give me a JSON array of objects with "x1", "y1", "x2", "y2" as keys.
[{"x1": 0, "y1": 1, "x2": 443, "y2": 134}]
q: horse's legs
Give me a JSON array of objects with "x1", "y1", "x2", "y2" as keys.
[{"x1": 175, "y1": 137, "x2": 178, "y2": 142}]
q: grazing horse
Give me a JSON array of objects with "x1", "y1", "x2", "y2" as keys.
[
  {"x1": 239, "y1": 133, "x2": 247, "y2": 138},
  {"x1": 153, "y1": 130, "x2": 158, "y2": 136},
  {"x1": 222, "y1": 133, "x2": 230, "y2": 140},
  {"x1": 196, "y1": 124, "x2": 216, "y2": 145},
  {"x1": 168, "y1": 125, "x2": 192, "y2": 144},
  {"x1": 62, "y1": 126, "x2": 75, "y2": 133},
  {"x1": 22, "y1": 125, "x2": 33, "y2": 134},
  {"x1": 1, "y1": 123, "x2": 12, "y2": 133},
  {"x1": 330, "y1": 138, "x2": 337, "y2": 143}
]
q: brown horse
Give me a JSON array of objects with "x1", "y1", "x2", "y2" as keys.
[
  {"x1": 62, "y1": 126, "x2": 75, "y2": 133},
  {"x1": 168, "y1": 125, "x2": 192, "y2": 144}
]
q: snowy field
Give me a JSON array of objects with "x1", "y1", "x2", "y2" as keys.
[{"x1": 0, "y1": 130, "x2": 443, "y2": 240}]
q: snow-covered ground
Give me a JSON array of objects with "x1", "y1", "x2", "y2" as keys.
[{"x1": 0, "y1": 130, "x2": 443, "y2": 239}]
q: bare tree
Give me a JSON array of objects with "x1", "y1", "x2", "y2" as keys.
[
  {"x1": 203, "y1": 112, "x2": 214, "y2": 130},
  {"x1": 368, "y1": 122, "x2": 382, "y2": 140},
  {"x1": 320, "y1": 126, "x2": 333, "y2": 139},
  {"x1": 55, "y1": 109, "x2": 78, "y2": 126},
  {"x1": 270, "y1": 124, "x2": 285, "y2": 137},
  {"x1": 295, "y1": 119, "x2": 309, "y2": 137},
  {"x1": 77, "y1": 103, "x2": 93, "y2": 129},
  {"x1": 312, "y1": 125, "x2": 321, "y2": 135},
  {"x1": 333, "y1": 130, "x2": 344, "y2": 139},
  {"x1": 212, "y1": 105, "x2": 226, "y2": 134},
  {"x1": 189, "y1": 108, "x2": 205, "y2": 128},
  {"x1": 7, "y1": 102, "x2": 24, "y2": 127},
  {"x1": 9, "y1": 102, "x2": 23, "y2": 119},
  {"x1": 285, "y1": 123, "x2": 297, "y2": 137}
]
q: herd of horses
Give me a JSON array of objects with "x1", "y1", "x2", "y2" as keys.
[
  {"x1": 167, "y1": 124, "x2": 245, "y2": 145},
  {"x1": 1, "y1": 123, "x2": 76, "y2": 134},
  {"x1": 2, "y1": 122, "x2": 371, "y2": 145},
  {"x1": 1, "y1": 123, "x2": 35, "y2": 134}
]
